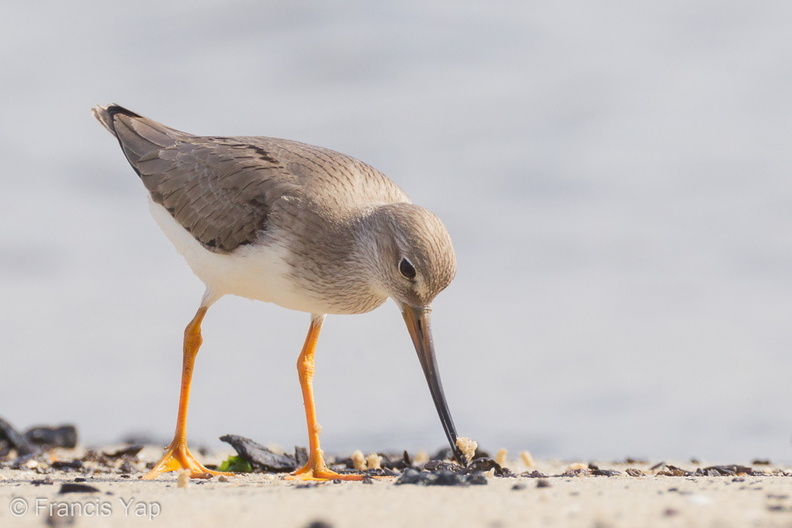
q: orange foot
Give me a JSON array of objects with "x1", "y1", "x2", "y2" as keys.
[
  {"x1": 285, "y1": 456, "x2": 364, "y2": 481},
  {"x1": 143, "y1": 441, "x2": 233, "y2": 480}
]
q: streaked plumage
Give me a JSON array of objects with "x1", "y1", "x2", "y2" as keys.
[{"x1": 93, "y1": 104, "x2": 462, "y2": 480}]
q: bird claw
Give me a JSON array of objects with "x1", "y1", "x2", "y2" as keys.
[
  {"x1": 142, "y1": 441, "x2": 233, "y2": 480},
  {"x1": 285, "y1": 459, "x2": 365, "y2": 481}
]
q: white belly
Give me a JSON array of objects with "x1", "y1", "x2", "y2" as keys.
[{"x1": 148, "y1": 201, "x2": 328, "y2": 313}]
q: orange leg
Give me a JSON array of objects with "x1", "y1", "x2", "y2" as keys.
[
  {"x1": 286, "y1": 315, "x2": 363, "y2": 481},
  {"x1": 143, "y1": 305, "x2": 232, "y2": 480}
]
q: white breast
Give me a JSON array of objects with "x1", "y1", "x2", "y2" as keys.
[{"x1": 148, "y1": 200, "x2": 329, "y2": 313}]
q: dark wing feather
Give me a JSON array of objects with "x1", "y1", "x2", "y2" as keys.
[{"x1": 96, "y1": 105, "x2": 293, "y2": 253}]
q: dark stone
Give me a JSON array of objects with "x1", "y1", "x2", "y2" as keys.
[
  {"x1": 25, "y1": 425, "x2": 78, "y2": 449},
  {"x1": 395, "y1": 467, "x2": 488, "y2": 486},
  {"x1": 432, "y1": 469, "x2": 466, "y2": 486},
  {"x1": 59, "y1": 483, "x2": 100, "y2": 494},
  {"x1": 103, "y1": 445, "x2": 144, "y2": 459},
  {"x1": 380, "y1": 451, "x2": 413, "y2": 471},
  {"x1": 423, "y1": 460, "x2": 464, "y2": 473},
  {"x1": 0, "y1": 418, "x2": 39, "y2": 456},
  {"x1": 592, "y1": 468, "x2": 621, "y2": 477},
  {"x1": 294, "y1": 446, "x2": 309, "y2": 468},
  {"x1": 51, "y1": 460, "x2": 83, "y2": 471},
  {"x1": 395, "y1": 468, "x2": 424, "y2": 485},
  {"x1": 522, "y1": 470, "x2": 549, "y2": 478},
  {"x1": 696, "y1": 465, "x2": 752, "y2": 477},
  {"x1": 466, "y1": 471, "x2": 488, "y2": 485},
  {"x1": 653, "y1": 464, "x2": 693, "y2": 477},
  {"x1": 467, "y1": 457, "x2": 514, "y2": 477}
]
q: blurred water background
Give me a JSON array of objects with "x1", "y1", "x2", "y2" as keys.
[{"x1": 1, "y1": 1, "x2": 791, "y2": 463}]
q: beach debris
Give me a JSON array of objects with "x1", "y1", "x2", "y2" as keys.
[
  {"x1": 561, "y1": 463, "x2": 590, "y2": 477},
  {"x1": 59, "y1": 483, "x2": 100, "y2": 494},
  {"x1": 1, "y1": 419, "x2": 79, "y2": 471},
  {"x1": 0, "y1": 418, "x2": 39, "y2": 457},
  {"x1": 369, "y1": 451, "x2": 410, "y2": 471},
  {"x1": 413, "y1": 451, "x2": 429, "y2": 465},
  {"x1": 625, "y1": 468, "x2": 645, "y2": 477},
  {"x1": 650, "y1": 463, "x2": 693, "y2": 477},
  {"x1": 431, "y1": 444, "x2": 489, "y2": 463},
  {"x1": 467, "y1": 457, "x2": 512, "y2": 477},
  {"x1": 456, "y1": 437, "x2": 478, "y2": 464},
  {"x1": 365, "y1": 452, "x2": 382, "y2": 470},
  {"x1": 217, "y1": 455, "x2": 253, "y2": 473},
  {"x1": 343, "y1": 450, "x2": 383, "y2": 471},
  {"x1": 424, "y1": 459, "x2": 464, "y2": 472},
  {"x1": 588, "y1": 463, "x2": 621, "y2": 477},
  {"x1": 51, "y1": 460, "x2": 83, "y2": 471},
  {"x1": 495, "y1": 448, "x2": 508, "y2": 467},
  {"x1": 25, "y1": 425, "x2": 77, "y2": 449},
  {"x1": 521, "y1": 470, "x2": 549, "y2": 478},
  {"x1": 304, "y1": 521, "x2": 334, "y2": 528},
  {"x1": 395, "y1": 467, "x2": 488, "y2": 486},
  {"x1": 76, "y1": 447, "x2": 145, "y2": 474},
  {"x1": 219, "y1": 435, "x2": 297, "y2": 473},
  {"x1": 103, "y1": 445, "x2": 144, "y2": 459},
  {"x1": 177, "y1": 469, "x2": 190, "y2": 488},
  {"x1": 351, "y1": 451, "x2": 366, "y2": 470},
  {"x1": 695, "y1": 465, "x2": 752, "y2": 477},
  {"x1": 520, "y1": 451, "x2": 536, "y2": 468},
  {"x1": 536, "y1": 479, "x2": 552, "y2": 488}
]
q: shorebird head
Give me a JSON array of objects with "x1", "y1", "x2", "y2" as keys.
[
  {"x1": 365, "y1": 202, "x2": 456, "y2": 309},
  {"x1": 363, "y1": 202, "x2": 464, "y2": 463}
]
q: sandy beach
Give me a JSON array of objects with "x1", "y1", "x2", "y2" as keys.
[{"x1": 2, "y1": 447, "x2": 792, "y2": 528}]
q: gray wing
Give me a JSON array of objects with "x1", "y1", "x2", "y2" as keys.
[{"x1": 93, "y1": 104, "x2": 296, "y2": 253}]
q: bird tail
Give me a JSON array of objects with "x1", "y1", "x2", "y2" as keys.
[
  {"x1": 91, "y1": 103, "x2": 134, "y2": 136},
  {"x1": 91, "y1": 103, "x2": 196, "y2": 172}
]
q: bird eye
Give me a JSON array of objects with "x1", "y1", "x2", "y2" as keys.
[{"x1": 398, "y1": 258, "x2": 417, "y2": 280}]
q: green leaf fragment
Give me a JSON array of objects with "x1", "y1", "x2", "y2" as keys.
[{"x1": 217, "y1": 455, "x2": 253, "y2": 473}]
